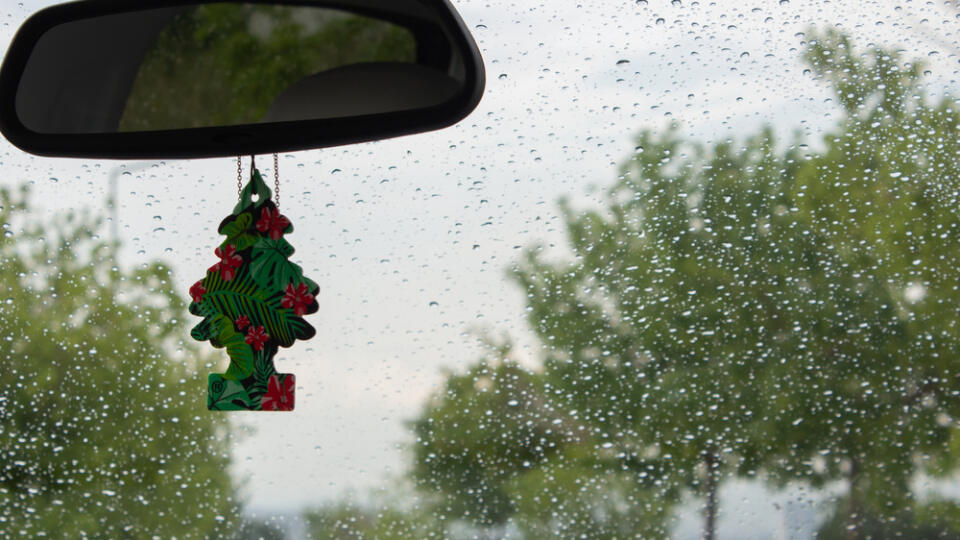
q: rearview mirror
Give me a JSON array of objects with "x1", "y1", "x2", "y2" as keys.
[{"x1": 0, "y1": 0, "x2": 485, "y2": 159}]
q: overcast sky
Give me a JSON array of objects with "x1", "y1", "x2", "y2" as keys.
[{"x1": 2, "y1": 0, "x2": 959, "y2": 535}]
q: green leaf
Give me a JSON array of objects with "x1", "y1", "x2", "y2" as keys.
[
  {"x1": 218, "y1": 213, "x2": 258, "y2": 251},
  {"x1": 250, "y1": 347, "x2": 277, "y2": 398},
  {"x1": 250, "y1": 237, "x2": 305, "y2": 291},
  {"x1": 199, "y1": 265, "x2": 315, "y2": 346},
  {"x1": 219, "y1": 212, "x2": 252, "y2": 238},
  {"x1": 210, "y1": 391, "x2": 255, "y2": 410},
  {"x1": 190, "y1": 316, "x2": 214, "y2": 341},
  {"x1": 220, "y1": 232, "x2": 257, "y2": 251},
  {"x1": 208, "y1": 375, "x2": 256, "y2": 410},
  {"x1": 209, "y1": 314, "x2": 254, "y2": 381}
]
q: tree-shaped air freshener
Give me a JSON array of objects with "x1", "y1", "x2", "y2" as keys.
[{"x1": 189, "y1": 166, "x2": 317, "y2": 411}]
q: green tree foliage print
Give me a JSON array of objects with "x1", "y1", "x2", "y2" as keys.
[{"x1": 190, "y1": 169, "x2": 319, "y2": 411}]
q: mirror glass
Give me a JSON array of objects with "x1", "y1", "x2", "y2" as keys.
[{"x1": 15, "y1": 3, "x2": 463, "y2": 134}]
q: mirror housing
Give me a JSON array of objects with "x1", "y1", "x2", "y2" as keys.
[{"x1": 0, "y1": 0, "x2": 484, "y2": 159}]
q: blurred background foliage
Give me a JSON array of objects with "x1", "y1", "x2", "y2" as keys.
[
  {"x1": 355, "y1": 29, "x2": 960, "y2": 540},
  {"x1": 119, "y1": 4, "x2": 415, "y2": 131},
  {"x1": 3, "y1": 26, "x2": 960, "y2": 540},
  {"x1": 0, "y1": 186, "x2": 242, "y2": 537}
]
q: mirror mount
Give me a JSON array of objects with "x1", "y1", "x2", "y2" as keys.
[{"x1": 0, "y1": 0, "x2": 484, "y2": 159}]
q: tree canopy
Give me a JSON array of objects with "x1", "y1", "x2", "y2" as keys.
[
  {"x1": 408, "y1": 29, "x2": 960, "y2": 540},
  {"x1": 0, "y1": 187, "x2": 242, "y2": 537}
]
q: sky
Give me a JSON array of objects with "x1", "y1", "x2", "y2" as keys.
[{"x1": 1, "y1": 0, "x2": 959, "y2": 536}]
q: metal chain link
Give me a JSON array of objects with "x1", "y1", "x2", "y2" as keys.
[
  {"x1": 273, "y1": 153, "x2": 280, "y2": 208},
  {"x1": 236, "y1": 156, "x2": 242, "y2": 198}
]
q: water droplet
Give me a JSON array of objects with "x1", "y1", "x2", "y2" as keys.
[
  {"x1": 655, "y1": 17, "x2": 665, "y2": 24},
  {"x1": 498, "y1": 73, "x2": 508, "y2": 80}
]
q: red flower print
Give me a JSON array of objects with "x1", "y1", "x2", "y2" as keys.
[
  {"x1": 256, "y1": 207, "x2": 291, "y2": 241},
  {"x1": 282, "y1": 282, "x2": 315, "y2": 316},
  {"x1": 244, "y1": 325, "x2": 269, "y2": 351},
  {"x1": 261, "y1": 374, "x2": 295, "y2": 411},
  {"x1": 211, "y1": 244, "x2": 243, "y2": 282},
  {"x1": 189, "y1": 281, "x2": 206, "y2": 303},
  {"x1": 235, "y1": 315, "x2": 250, "y2": 330}
]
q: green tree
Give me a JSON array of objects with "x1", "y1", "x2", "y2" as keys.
[
  {"x1": 506, "y1": 443, "x2": 678, "y2": 539},
  {"x1": 817, "y1": 499, "x2": 956, "y2": 540},
  {"x1": 511, "y1": 124, "x2": 810, "y2": 540},
  {"x1": 412, "y1": 30, "x2": 960, "y2": 540},
  {"x1": 411, "y1": 344, "x2": 569, "y2": 535},
  {"x1": 304, "y1": 498, "x2": 443, "y2": 540},
  {"x1": 411, "y1": 344, "x2": 681, "y2": 538},
  {"x1": 236, "y1": 516, "x2": 287, "y2": 540},
  {"x1": 0, "y1": 187, "x2": 242, "y2": 537},
  {"x1": 761, "y1": 29, "x2": 960, "y2": 539}
]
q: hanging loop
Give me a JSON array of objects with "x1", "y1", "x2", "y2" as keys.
[
  {"x1": 234, "y1": 154, "x2": 280, "y2": 210},
  {"x1": 233, "y1": 165, "x2": 271, "y2": 214}
]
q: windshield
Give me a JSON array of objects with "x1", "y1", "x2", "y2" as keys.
[{"x1": 2, "y1": 1, "x2": 960, "y2": 539}]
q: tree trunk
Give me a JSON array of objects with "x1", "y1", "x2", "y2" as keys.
[
  {"x1": 703, "y1": 451, "x2": 718, "y2": 540},
  {"x1": 846, "y1": 457, "x2": 862, "y2": 540}
]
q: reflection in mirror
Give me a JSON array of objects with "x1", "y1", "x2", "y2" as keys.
[{"x1": 15, "y1": 3, "x2": 462, "y2": 134}]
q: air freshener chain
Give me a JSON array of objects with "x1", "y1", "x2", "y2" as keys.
[
  {"x1": 273, "y1": 153, "x2": 280, "y2": 209},
  {"x1": 236, "y1": 156, "x2": 243, "y2": 197}
]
